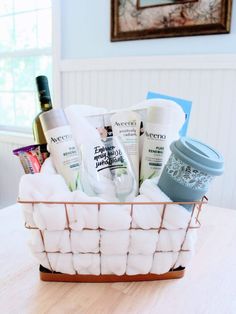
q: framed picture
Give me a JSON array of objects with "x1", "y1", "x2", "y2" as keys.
[{"x1": 111, "y1": 0, "x2": 232, "y2": 41}]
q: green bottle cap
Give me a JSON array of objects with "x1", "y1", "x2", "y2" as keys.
[{"x1": 36, "y1": 75, "x2": 51, "y2": 105}]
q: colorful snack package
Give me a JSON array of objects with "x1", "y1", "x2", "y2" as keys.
[{"x1": 13, "y1": 144, "x2": 49, "y2": 174}]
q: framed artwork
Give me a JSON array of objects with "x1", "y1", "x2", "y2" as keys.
[{"x1": 111, "y1": 0, "x2": 232, "y2": 41}]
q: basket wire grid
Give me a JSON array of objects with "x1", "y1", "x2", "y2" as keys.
[{"x1": 18, "y1": 197, "x2": 207, "y2": 281}]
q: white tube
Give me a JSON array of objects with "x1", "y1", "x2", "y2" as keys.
[{"x1": 110, "y1": 111, "x2": 141, "y2": 195}]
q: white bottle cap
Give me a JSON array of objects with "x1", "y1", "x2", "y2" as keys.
[
  {"x1": 147, "y1": 106, "x2": 172, "y2": 125},
  {"x1": 155, "y1": 99, "x2": 185, "y2": 131},
  {"x1": 131, "y1": 98, "x2": 185, "y2": 131}
]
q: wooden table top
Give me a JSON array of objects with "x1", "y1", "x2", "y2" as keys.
[{"x1": 0, "y1": 203, "x2": 236, "y2": 314}]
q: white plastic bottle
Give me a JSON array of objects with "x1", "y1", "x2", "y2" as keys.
[
  {"x1": 140, "y1": 106, "x2": 174, "y2": 183},
  {"x1": 40, "y1": 109, "x2": 82, "y2": 191}
]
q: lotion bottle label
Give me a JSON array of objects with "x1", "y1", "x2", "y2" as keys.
[
  {"x1": 46, "y1": 125, "x2": 81, "y2": 191},
  {"x1": 140, "y1": 123, "x2": 170, "y2": 183}
]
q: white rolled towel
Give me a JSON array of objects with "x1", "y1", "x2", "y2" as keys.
[
  {"x1": 175, "y1": 250, "x2": 194, "y2": 268},
  {"x1": 21, "y1": 204, "x2": 36, "y2": 228},
  {"x1": 48, "y1": 253, "x2": 75, "y2": 275},
  {"x1": 32, "y1": 252, "x2": 51, "y2": 270},
  {"x1": 126, "y1": 254, "x2": 153, "y2": 275},
  {"x1": 67, "y1": 203, "x2": 98, "y2": 231},
  {"x1": 71, "y1": 230, "x2": 100, "y2": 253},
  {"x1": 100, "y1": 231, "x2": 130, "y2": 255},
  {"x1": 132, "y1": 194, "x2": 162, "y2": 229},
  {"x1": 156, "y1": 229, "x2": 186, "y2": 252},
  {"x1": 28, "y1": 230, "x2": 44, "y2": 253},
  {"x1": 151, "y1": 252, "x2": 178, "y2": 275},
  {"x1": 156, "y1": 228, "x2": 197, "y2": 253},
  {"x1": 73, "y1": 254, "x2": 100, "y2": 275},
  {"x1": 19, "y1": 174, "x2": 72, "y2": 230},
  {"x1": 67, "y1": 190, "x2": 100, "y2": 231},
  {"x1": 32, "y1": 203, "x2": 68, "y2": 231},
  {"x1": 99, "y1": 204, "x2": 131, "y2": 230},
  {"x1": 40, "y1": 157, "x2": 57, "y2": 174},
  {"x1": 182, "y1": 229, "x2": 197, "y2": 251},
  {"x1": 19, "y1": 173, "x2": 70, "y2": 201},
  {"x1": 43, "y1": 230, "x2": 71, "y2": 253},
  {"x1": 101, "y1": 254, "x2": 127, "y2": 276},
  {"x1": 140, "y1": 179, "x2": 192, "y2": 229},
  {"x1": 129, "y1": 230, "x2": 158, "y2": 255}
]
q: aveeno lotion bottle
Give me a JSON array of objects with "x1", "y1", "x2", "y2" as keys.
[
  {"x1": 40, "y1": 109, "x2": 82, "y2": 191},
  {"x1": 140, "y1": 106, "x2": 173, "y2": 183}
]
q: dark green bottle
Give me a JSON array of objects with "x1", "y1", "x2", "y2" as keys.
[{"x1": 33, "y1": 76, "x2": 53, "y2": 144}]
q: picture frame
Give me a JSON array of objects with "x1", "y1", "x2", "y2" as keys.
[{"x1": 111, "y1": 0, "x2": 232, "y2": 41}]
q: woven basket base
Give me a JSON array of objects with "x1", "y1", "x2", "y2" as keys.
[{"x1": 39, "y1": 265, "x2": 185, "y2": 282}]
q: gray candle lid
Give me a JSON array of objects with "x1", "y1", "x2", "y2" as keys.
[{"x1": 170, "y1": 137, "x2": 224, "y2": 176}]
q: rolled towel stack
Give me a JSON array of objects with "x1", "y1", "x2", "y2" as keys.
[
  {"x1": 20, "y1": 173, "x2": 198, "y2": 276},
  {"x1": 99, "y1": 206, "x2": 131, "y2": 275},
  {"x1": 19, "y1": 173, "x2": 106, "y2": 231},
  {"x1": 19, "y1": 174, "x2": 71, "y2": 230},
  {"x1": 126, "y1": 231, "x2": 157, "y2": 275},
  {"x1": 100, "y1": 230, "x2": 129, "y2": 275}
]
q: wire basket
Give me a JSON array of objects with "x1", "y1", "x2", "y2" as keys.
[{"x1": 18, "y1": 197, "x2": 207, "y2": 282}]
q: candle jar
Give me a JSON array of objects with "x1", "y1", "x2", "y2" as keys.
[{"x1": 158, "y1": 137, "x2": 224, "y2": 210}]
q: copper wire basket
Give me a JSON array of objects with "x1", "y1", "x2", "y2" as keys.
[{"x1": 18, "y1": 197, "x2": 207, "y2": 282}]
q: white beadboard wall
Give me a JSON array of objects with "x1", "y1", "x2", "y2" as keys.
[{"x1": 1, "y1": 55, "x2": 236, "y2": 209}]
